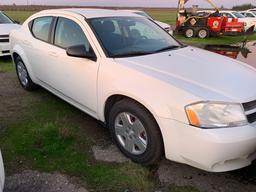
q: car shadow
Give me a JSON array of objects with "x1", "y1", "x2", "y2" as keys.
[{"x1": 0, "y1": 56, "x2": 12, "y2": 63}]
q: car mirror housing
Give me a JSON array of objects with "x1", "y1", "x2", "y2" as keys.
[{"x1": 66, "y1": 45, "x2": 97, "y2": 61}]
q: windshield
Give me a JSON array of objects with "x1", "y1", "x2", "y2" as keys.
[
  {"x1": 0, "y1": 12, "x2": 13, "y2": 24},
  {"x1": 135, "y1": 12, "x2": 153, "y2": 20},
  {"x1": 89, "y1": 17, "x2": 181, "y2": 58},
  {"x1": 232, "y1": 12, "x2": 245, "y2": 18}
]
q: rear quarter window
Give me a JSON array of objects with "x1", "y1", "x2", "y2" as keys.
[{"x1": 31, "y1": 16, "x2": 53, "y2": 42}]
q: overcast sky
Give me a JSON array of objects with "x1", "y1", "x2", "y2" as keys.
[{"x1": 0, "y1": 0, "x2": 254, "y2": 8}]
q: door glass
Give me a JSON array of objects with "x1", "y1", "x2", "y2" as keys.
[
  {"x1": 54, "y1": 17, "x2": 90, "y2": 51},
  {"x1": 32, "y1": 17, "x2": 53, "y2": 42}
]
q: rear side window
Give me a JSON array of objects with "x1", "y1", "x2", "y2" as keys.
[
  {"x1": 54, "y1": 17, "x2": 90, "y2": 50},
  {"x1": 32, "y1": 17, "x2": 53, "y2": 42}
]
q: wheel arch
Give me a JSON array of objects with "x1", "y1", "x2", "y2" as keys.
[
  {"x1": 103, "y1": 94, "x2": 166, "y2": 157},
  {"x1": 103, "y1": 94, "x2": 163, "y2": 135},
  {"x1": 12, "y1": 45, "x2": 37, "y2": 83}
]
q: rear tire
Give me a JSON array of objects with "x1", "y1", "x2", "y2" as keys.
[
  {"x1": 197, "y1": 28, "x2": 210, "y2": 39},
  {"x1": 184, "y1": 28, "x2": 195, "y2": 38},
  {"x1": 15, "y1": 56, "x2": 38, "y2": 91},
  {"x1": 108, "y1": 99, "x2": 164, "y2": 165}
]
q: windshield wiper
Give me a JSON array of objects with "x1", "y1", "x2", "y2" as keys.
[
  {"x1": 112, "y1": 51, "x2": 154, "y2": 58},
  {"x1": 152, "y1": 45, "x2": 182, "y2": 53},
  {"x1": 112, "y1": 45, "x2": 187, "y2": 58}
]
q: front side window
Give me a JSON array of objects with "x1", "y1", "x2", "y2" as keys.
[
  {"x1": 0, "y1": 12, "x2": 13, "y2": 24},
  {"x1": 32, "y1": 17, "x2": 53, "y2": 42},
  {"x1": 54, "y1": 17, "x2": 90, "y2": 51},
  {"x1": 89, "y1": 17, "x2": 181, "y2": 58}
]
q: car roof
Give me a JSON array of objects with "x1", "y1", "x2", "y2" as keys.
[
  {"x1": 219, "y1": 10, "x2": 234, "y2": 13},
  {"x1": 121, "y1": 9, "x2": 144, "y2": 13},
  {"x1": 39, "y1": 8, "x2": 143, "y2": 19}
]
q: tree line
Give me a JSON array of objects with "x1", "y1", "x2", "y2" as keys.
[{"x1": 232, "y1": 3, "x2": 255, "y2": 10}]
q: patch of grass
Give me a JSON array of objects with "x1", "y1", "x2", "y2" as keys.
[
  {"x1": 1, "y1": 88, "x2": 155, "y2": 191},
  {"x1": 0, "y1": 57, "x2": 14, "y2": 73},
  {"x1": 146, "y1": 10, "x2": 177, "y2": 26},
  {"x1": 4, "y1": 11, "x2": 36, "y2": 23}
]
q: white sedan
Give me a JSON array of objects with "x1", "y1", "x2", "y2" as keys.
[
  {"x1": 240, "y1": 11, "x2": 256, "y2": 18},
  {"x1": 220, "y1": 11, "x2": 256, "y2": 31},
  {"x1": 0, "y1": 11, "x2": 20, "y2": 56},
  {"x1": 10, "y1": 9, "x2": 256, "y2": 172}
]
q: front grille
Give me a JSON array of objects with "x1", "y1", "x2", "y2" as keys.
[
  {"x1": 243, "y1": 100, "x2": 256, "y2": 112},
  {"x1": 243, "y1": 100, "x2": 256, "y2": 124},
  {"x1": 0, "y1": 35, "x2": 9, "y2": 38},
  {"x1": 0, "y1": 35, "x2": 9, "y2": 43},
  {"x1": 0, "y1": 34, "x2": 9, "y2": 43},
  {"x1": 0, "y1": 39, "x2": 9, "y2": 43},
  {"x1": 2, "y1": 50, "x2": 10, "y2": 54},
  {"x1": 247, "y1": 112, "x2": 256, "y2": 124}
]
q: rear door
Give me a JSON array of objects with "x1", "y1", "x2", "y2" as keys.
[{"x1": 24, "y1": 16, "x2": 55, "y2": 79}]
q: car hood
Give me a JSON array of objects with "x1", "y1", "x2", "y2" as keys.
[
  {"x1": 0, "y1": 24, "x2": 20, "y2": 35},
  {"x1": 155, "y1": 20, "x2": 170, "y2": 29},
  {"x1": 115, "y1": 46, "x2": 256, "y2": 102}
]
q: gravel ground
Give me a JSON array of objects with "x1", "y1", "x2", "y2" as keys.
[
  {"x1": 4, "y1": 170, "x2": 88, "y2": 192},
  {"x1": 157, "y1": 160, "x2": 256, "y2": 192},
  {"x1": 92, "y1": 145, "x2": 129, "y2": 163}
]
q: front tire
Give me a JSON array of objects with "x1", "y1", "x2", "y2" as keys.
[
  {"x1": 184, "y1": 28, "x2": 195, "y2": 38},
  {"x1": 15, "y1": 56, "x2": 38, "y2": 91},
  {"x1": 108, "y1": 99, "x2": 164, "y2": 165}
]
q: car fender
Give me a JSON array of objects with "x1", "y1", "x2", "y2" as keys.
[
  {"x1": 11, "y1": 44, "x2": 38, "y2": 83},
  {"x1": 97, "y1": 59, "x2": 200, "y2": 124}
]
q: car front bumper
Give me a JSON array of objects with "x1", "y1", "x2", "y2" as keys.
[
  {"x1": 0, "y1": 150, "x2": 4, "y2": 192},
  {"x1": 0, "y1": 42, "x2": 11, "y2": 56},
  {"x1": 158, "y1": 117, "x2": 256, "y2": 172}
]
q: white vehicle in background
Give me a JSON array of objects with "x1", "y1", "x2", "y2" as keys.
[
  {"x1": 0, "y1": 11, "x2": 20, "y2": 56},
  {"x1": 121, "y1": 10, "x2": 173, "y2": 35},
  {"x1": 10, "y1": 9, "x2": 256, "y2": 172},
  {"x1": 219, "y1": 11, "x2": 256, "y2": 31},
  {"x1": 247, "y1": 9, "x2": 256, "y2": 13},
  {"x1": 240, "y1": 11, "x2": 256, "y2": 18},
  {"x1": 0, "y1": 151, "x2": 4, "y2": 192}
]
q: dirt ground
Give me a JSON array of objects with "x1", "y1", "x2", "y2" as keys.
[{"x1": 1, "y1": 65, "x2": 256, "y2": 192}]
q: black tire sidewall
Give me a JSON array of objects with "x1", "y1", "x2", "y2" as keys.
[
  {"x1": 108, "y1": 99, "x2": 163, "y2": 164},
  {"x1": 15, "y1": 56, "x2": 37, "y2": 91}
]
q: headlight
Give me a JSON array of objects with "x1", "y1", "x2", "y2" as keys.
[{"x1": 185, "y1": 101, "x2": 248, "y2": 128}]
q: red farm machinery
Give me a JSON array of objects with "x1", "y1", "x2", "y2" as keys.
[{"x1": 175, "y1": 0, "x2": 245, "y2": 38}]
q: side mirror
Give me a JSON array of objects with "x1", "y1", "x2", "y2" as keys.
[{"x1": 66, "y1": 45, "x2": 97, "y2": 61}]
